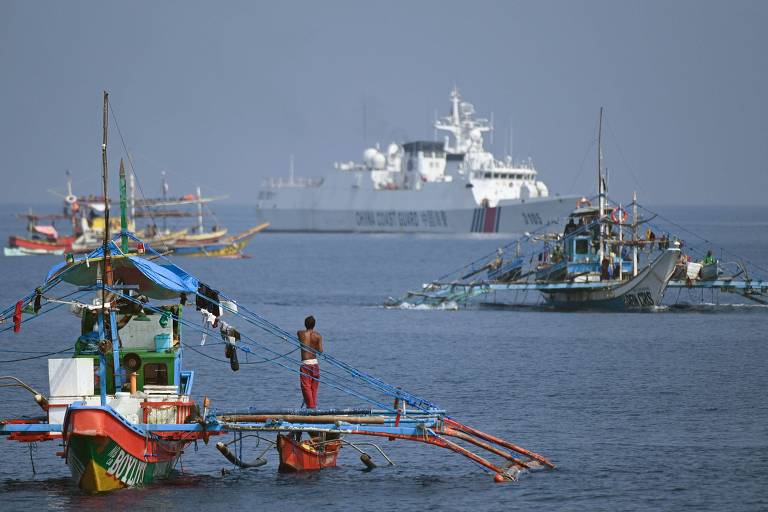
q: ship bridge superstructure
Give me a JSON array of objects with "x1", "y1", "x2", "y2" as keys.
[{"x1": 330, "y1": 89, "x2": 550, "y2": 206}]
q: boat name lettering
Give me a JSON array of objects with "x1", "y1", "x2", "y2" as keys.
[
  {"x1": 522, "y1": 212, "x2": 543, "y2": 225},
  {"x1": 105, "y1": 444, "x2": 148, "y2": 486},
  {"x1": 623, "y1": 288, "x2": 655, "y2": 308},
  {"x1": 354, "y1": 211, "x2": 447, "y2": 228}
]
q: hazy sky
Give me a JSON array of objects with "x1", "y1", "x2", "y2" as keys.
[{"x1": 0, "y1": 0, "x2": 765, "y2": 205}]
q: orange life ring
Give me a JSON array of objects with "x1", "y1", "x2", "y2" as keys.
[
  {"x1": 576, "y1": 197, "x2": 591, "y2": 208},
  {"x1": 611, "y1": 207, "x2": 628, "y2": 224}
]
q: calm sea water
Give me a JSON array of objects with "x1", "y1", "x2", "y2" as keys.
[{"x1": 0, "y1": 203, "x2": 766, "y2": 511}]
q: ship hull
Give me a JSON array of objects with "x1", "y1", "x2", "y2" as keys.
[
  {"x1": 542, "y1": 248, "x2": 680, "y2": 310},
  {"x1": 276, "y1": 433, "x2": 342, "y2": 472},
  {"x1": 255, "y1": 196, "x2": 577, "y2": 234},
  {"x1": 8, "y1": 235, "x2": 74, "y2": 252},
  {"x1": 64, "y1": 406, "x2": 189, "y2": 493}
]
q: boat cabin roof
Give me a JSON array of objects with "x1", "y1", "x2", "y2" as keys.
[{"x1": 569, "y1": 205, "x2": 616, "y2": 218}]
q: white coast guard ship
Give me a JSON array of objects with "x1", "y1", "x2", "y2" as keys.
[{"x1": 255, "y1": 89, "x2": 578, "y2": 233}]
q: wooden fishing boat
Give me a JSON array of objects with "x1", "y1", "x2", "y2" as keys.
[
  {"x1": 276, "y1": 433, "x2": 342, "y2": 472},
  {"x1": 7, "y1": 219, "x2": 76, "y2": 255},
  {"x1": 169, "y1": 223, "x2": 269, "y2": 257},
  {"x1": 4, "y1": 246, "x2": 65, "y2": 256},
  {"x1": 8, "y1": 234, "x2": 75, "y2": 253},
  {"x1": 173, "y1": 227, "x2": 228, "y2": 245}
]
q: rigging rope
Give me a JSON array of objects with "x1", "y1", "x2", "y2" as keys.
[
  {"x1": 108, "y1": 99, "x2": 172, "y2": 254},
  {"x1": 104, "y1": 286, "x2": 398, "y2": 411}
]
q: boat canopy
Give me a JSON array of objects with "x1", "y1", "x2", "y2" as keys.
[
  {"x1": 33, "y1": 225, "x2": 58, "y2": 238},
  {"x1": 44, "y1": 239, "x2": 198, "y2": 300}
]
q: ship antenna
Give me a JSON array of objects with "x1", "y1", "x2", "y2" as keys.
[
  {"x1": 362, "y1": 97, "x2": 367, "y2": 146},
  {"x1": 490, "y1": 111, "x2": 494, "y2": 147}
]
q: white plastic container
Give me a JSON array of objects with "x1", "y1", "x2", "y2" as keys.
[
  {"x1": 109, "y1": 391, "x2": 141, "y2": 424},
  {"x1": 47, "y1": 395, "x2": 101, "y2": 425},
  {"x1": 48, "y1": 358, "x2": 94, "y2": 397}
]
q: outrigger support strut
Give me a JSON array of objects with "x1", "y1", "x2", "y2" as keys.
[
  {"x1": 444, "y1": 418, "x2": 555, "y2": 468},
  {"x1": 215, "y1": 412, "x2": 554, "y2": 481}
]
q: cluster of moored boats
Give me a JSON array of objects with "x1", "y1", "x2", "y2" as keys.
[{"x1": 5, "y1": 165, "x2": 267, "y2": 258}]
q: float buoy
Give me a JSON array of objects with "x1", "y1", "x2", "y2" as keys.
[
  {"x1": 610, "y1": 207, "x2": 628, "y2": 224},
  {"x1": 360, "y1": 453, "x2": 376, "y2": 471}
]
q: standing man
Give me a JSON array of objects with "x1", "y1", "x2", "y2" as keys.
[{"x1": 297, "y1": 315, "x2": 323, "y2": 409}]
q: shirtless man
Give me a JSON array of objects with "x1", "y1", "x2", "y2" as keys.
[{"x1": 297, "y1": 315, "x2": 323, "y2": 409}]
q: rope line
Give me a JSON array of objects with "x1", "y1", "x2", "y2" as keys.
[{"x1": 104, "y1": 287, "x2": 397, "y2": 411}]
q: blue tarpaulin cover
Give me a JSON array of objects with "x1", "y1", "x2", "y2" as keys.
[{"x1": 45, "y1": 240, "x2": 198, "y2": 299}]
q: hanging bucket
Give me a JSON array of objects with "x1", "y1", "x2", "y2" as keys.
[{"x1": 154, "y1": 333, "x2": 172, "y2": 352}]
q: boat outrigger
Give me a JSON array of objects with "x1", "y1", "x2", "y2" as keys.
[{"x1": 0, "y1": 92, "x2": 553, "y2": 493}]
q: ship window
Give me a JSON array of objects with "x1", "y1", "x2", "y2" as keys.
[
  {"x1": 574, "y1": 239, "x2": 589, "y2": 255},
  {"x1": 484, "y1": 172, "x2": 492, "y2": 178},
  {"x1": 144, "y1": 363, "x2": 168, "y2": 386}
]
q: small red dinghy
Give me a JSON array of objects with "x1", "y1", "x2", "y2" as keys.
[{"x1": 277, "y1": 433, "x2": 342, "y2": 472}]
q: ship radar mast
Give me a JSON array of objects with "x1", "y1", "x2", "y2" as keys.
[{"x1": 434, "y1": 88, "x2": 492, "y2": 154}]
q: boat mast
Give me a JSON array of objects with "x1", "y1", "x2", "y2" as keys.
[
  {"x1": 66, "y1": 170, "x2": 73, "y2": 198},
  {"x1": 101, "y1": 92, "x2": 112, "y2": 292},
  {"x1": 129, "y1": 170, "x2": 136, "y2": 221},
  {"x1": 618, "y1": 203, "x2": 623, "y2": 280},
  {"x1": 196, "y1": 185, "x2": 204, "y2": 234},
  {"x1": 66, "y1": 170, "x2": 79, "y2": 234},
  {"x1": 161, "y1": 171, "x2": 169, "y2": 233},
  {"x1": 597, "y1": 107, "x2": 605, "y2": 263},
  {"x1": 632, "y1": 190, "x2": 638, "y2": 276},
  {"x1": 98, "y1": 91, "x2": 112, "y2": 406},
  {"x1": 119, "y1": 159, "x2": 128, "y2": 252}
]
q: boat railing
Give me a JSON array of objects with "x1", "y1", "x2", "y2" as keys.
[{"x1": 262, "y1": 177, "x2": 324, "y2": 189}]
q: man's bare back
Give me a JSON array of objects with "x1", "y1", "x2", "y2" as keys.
[{"x1": 298, "y1": 329, "x2": 323, "y2": 361}]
